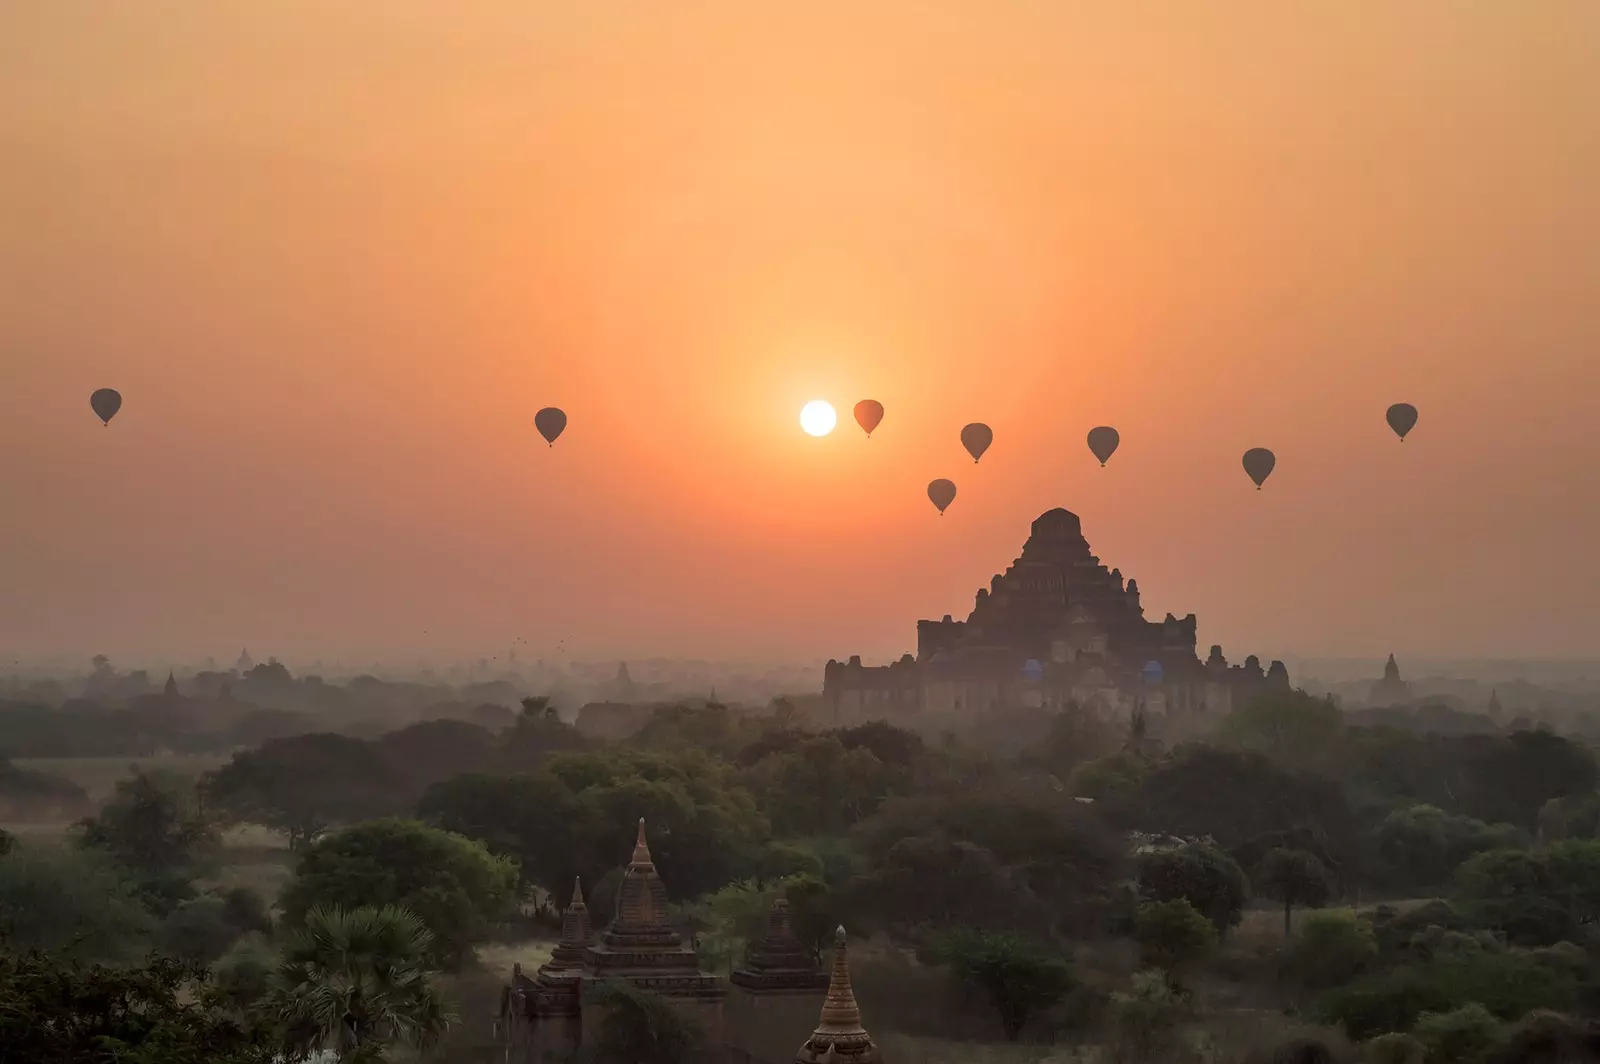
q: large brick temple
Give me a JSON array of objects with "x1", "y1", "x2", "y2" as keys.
[
  {"x1": 500, "y1": 818, "x2": 881, "y2": 1063},
  {"x1": 823, "y1": 507, "x2": 1289, "y2": 724}
]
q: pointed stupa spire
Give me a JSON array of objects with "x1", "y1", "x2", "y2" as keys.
[
  {"x1": 631, "y1": 817, "x2": 653, "y2": 865},
  {"x1": 546, "y1": 874, "x2": 593, "y2": 970},
  {"x1": 794, "y1": 927, "x2": 880, "y2": 1062}
]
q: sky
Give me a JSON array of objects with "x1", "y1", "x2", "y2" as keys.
[{"x1": 3, "y1": 2, "x2": 1599, "y2": 667}]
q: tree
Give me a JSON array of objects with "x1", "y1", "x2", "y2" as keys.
[
  {"x1": 373, "y1": 719, "x2": 496, "y2": 795},
  {"x1": 931, "y1": 930, "x2": 1075, "y2": 1041},
  {"x1": 1213, "y1": 690, "x2": 1346, "y2": 777},
  {"x1": 542, "y1": 748, "x2": 770, "y2": 900},
  {"x1": 0, "y1": 843, "x2": 155, "y2": 959},
  {"x1": 847, "y1": 834, "x2": 1045, "y2": 935},
  {"x1": 746, "y1": 736, "x2": 892, "y2": 835},
  {"x1": 416, "y1": 771, "x2": 581, "y2": 896},
  {"x1": 1130, "y1": 747, "x2": 1359, "y2": 875},
  {"x1": 0, "y1": 950, "x2": 279, "y2": 1064},
  {"x1": 1254, "y1": 848, "x2": 1333, "y2": 936},
  {"x1": 264, "y1": 904, "x2": 453, "y2": 1062},
  {"x1": 203, "y1": 733, "x2": 406, "y2": 851},
  {"x1": 581, "y1": 980, "x2": 705, "y2": 1064},
  {"x1": 1132, "y1": 899, "x2": 1217, "y2": 974},
  {"x1": 75, "y1": 771, "x2": 217, "y2": 913},
  {"x1": 0, "y1": 758, "x2": 93, "y2": 821},
  {"x1": 1288, "y1": 910, "x2": 1378, "y2": 989},
  {"x1": 1370, "y1": 805, "x2": 1530, "y2": 891},
  {"x1": 278, "y1": 819, "x2": 519, "y2": 970},
  {"x1": 1136, "y1": 844, "x2": 1248, "y2": 935}
]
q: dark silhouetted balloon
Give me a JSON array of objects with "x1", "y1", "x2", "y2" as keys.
[
  {"x1": 1386, "y1": 403, "x2": 1418, "y2": 442},
  {"x1": 927, "y1": 478, "x2": 957, "y2": 515},
  {"x1": 854, "y1": 400, "x2": 884, "y2": 438},
  {"x1": 960, "y1": 423, "x2": 992, "y2": 463},
  {"x1": 1087, "y1": 426, "x2": 1120, "y2": 466},
  {"x1": 90, "y1": 389, "x2": 122, "y2": 426},
  {"x1": 534, "y1": 407, "x2": 567, "y2": 447},
  {"x1": 1242, "y1": 447, "x2": 1276, "y2": 489}
]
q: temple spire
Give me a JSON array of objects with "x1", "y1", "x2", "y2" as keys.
[
  {"x1": 794, "y1": 927, "x2": 880, "y2": 1062},
  {"x1": 571, "y1": 875, "x2": 585, "y2": 906},
  {"x1": 815, "y1": 926, "x2": 865, "y2": 1035},
  {"x1": 631, "y1": 818, "x2": 653, "y2": 865}
]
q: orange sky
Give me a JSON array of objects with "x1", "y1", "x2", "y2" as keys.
[{"x1": 3, "y1": 2, "x2": 1599, "y2": 666}]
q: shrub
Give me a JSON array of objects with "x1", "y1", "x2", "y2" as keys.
[
  {"x1": 1133, "y1": 898, "x2": 1217, "y2": 973},
  {"x1": 1136, "y1": 844, "x2": 1248, "y2": 934},
  {"x1": 1108, "y1": 969, "x2": 1189, "y2": 1062},
  {"x1": 1291, "y1": 910, "x2": 1378, "y2": 989},
  {"x1": 158, "y1": 896, "x2": 241, "y2": 964},
  {"x1": 213, "y1": 932, "x2": 277, "y2": 1012},
  {"x1": 1411, "y1": 1003, "x2": 1504, "y2": 1064},
  {"x1": 1317, "y1": 951, "x2": 1578, "y2": 1041},
  {"x1": 1364, "y1": 1032, "x2": 1426, "y2": 1064}
]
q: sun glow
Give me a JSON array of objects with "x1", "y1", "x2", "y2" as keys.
[{"x1": 799, "y1": 400, "x2": 837, "y2": 437}]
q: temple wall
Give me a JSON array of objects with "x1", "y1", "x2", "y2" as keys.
[
  {"x1": 529, "y1": 1013, "x2": 582, "y2": 1062},
  {"x1": 726, "y1": 990, "x2": 825, "y2": 1063}
]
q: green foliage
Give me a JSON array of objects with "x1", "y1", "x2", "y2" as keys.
[
  {"x1": 1371, "y1": 805, "x2": 1530, "y2": 890},
  {"x1": 1290, "y1": 910, "x2": 1379, "y2": 989},
  {"x1": 0, "y1": 842, "x2": 155, "y2": 959},
  {"x1": 203, "y1": 733, "x2": 407, "y2": 851},
  {"x1": 541, "y1": 747, "x2": 770, "y2": 899},
  {"x1": 852, "y1": 786, "x2": 1126, "y2": 934},
  {"x1": 75, "y1": 771, "x2": 218, "y2": 908},
  {"x1": 1255, "y1": 847, "x2": 1333, "y2": 935},
  {"x1": 213, "y1": 932, "x2": 277, "y2": 1012},
  {"x1": 847, "y1": 832, "x2": 1044, "y2": 934},
  {"x1": 1364, "y1": 1032, "x2": 1426, "y2": 1064},
  {"x1": 417, "y1": 770, "x2": 581, "y2": 895},
  {"x1": 930, "y1": 930, "x2": 1075, "y2": 1041},
  {"x1": 1132, "y1": 899, "x2": 1217, "y2": 972},
  {"x1": 581, "y1": 979, "x2": 705, "y2": 1064},
  {"x1": 0, "y1": 950, "x2": 279, "y2": 1064},
  {"x1": 1411, "y1": 1003, "x2": 1504, "y2": 1064},
  {"x1": 278, "y1": 818, "x2": 519, "y2": 969},
  {"x1": 1069, "y1": 750, "x2": 1148, "y2": 801},
  {"x1": 0, "y1": 757, "x2": 93, "y2": 820},
  {"x1": 745, "y1": 735, "x2": 893, "y2": 835},
  {"x1": 1136, "y1": 843, "x2": 1248, "y2": 934},
  {"x1": 264, "y1": 903, "x2": 454, "y2": 1061},
  {"x1": 1130, "y1": 746, "x2": 1359, "y2": 881},
  {"x1": 1488, "y1": 1010, "x2": 1600, "y2": 1064},
  {"x1": 1214, "y1": 690, "x2": 1347, "y2": 777},
  {"x1": 1107, "y1": 968, "x2": 1190, "y2": 1062},
  {"x1": 1316, "y1": 950, "x2": 1579, "y2": 1041},
  {"x1": 157, "y1": 896, "x2": 242, "y2": 964},
  {"x1": 1453, "y1": 839, "x2": 1600, "y2": 946}
]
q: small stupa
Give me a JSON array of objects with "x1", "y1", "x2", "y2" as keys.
[{"x1": 793, "y1": 927, "x2": 882, "y2": 1064}]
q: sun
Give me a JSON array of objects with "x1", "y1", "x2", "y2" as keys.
[{"x1": 799, "y1": 399, "x2": 837, "y2": 437}]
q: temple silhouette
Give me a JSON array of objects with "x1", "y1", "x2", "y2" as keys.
[
  {"x1": 824, "y1": 508, "x2": 1288, "y2": 723},
  {"x1": 500, "y1": 818, "x2": 880, "y2": 1062}
]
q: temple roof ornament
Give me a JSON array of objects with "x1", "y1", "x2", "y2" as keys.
[
  {"x1": 794, "y1": 927, "x2": 881, "y2": 1063},
  {"x1": 544, "y1": 876, "x2": 592, "y2": 972}
]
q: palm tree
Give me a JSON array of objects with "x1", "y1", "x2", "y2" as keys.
[{"x1": 264, "y1": 904, "x2": 454, "y2": 1062}]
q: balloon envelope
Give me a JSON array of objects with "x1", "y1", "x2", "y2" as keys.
[
  {"x1": 927, "y1": 478, "x2": 957, "y2": 514},
  {"x1": 534, "y1": 407, "x2": 567, "y2": 446},
  {"x1": 960, "y1": 423, "x2": 993, "y2": 463},
  {"x1": 89, "y1": 388, "x2": 122, "y2": 425},
  {"x1": 853, "y1": 400, "x2": 884, "y2": 437},
  {"x1": 1242, "y1": 447, "x2": 1276, "y2": 489},
  {"x1": 1386, "y1": 402, "x2": 1418, "y2": 441},
  {"x1": 1087, "y1": 426, "x2": 1120, "y2": 466}
]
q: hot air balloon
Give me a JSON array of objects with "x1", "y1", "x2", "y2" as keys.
[
  {"x1": 927, "y1": 478, "x2": 957, "y2": 515},
  {"x1": 853, "y1": 400, "x2": 884, "y2": 438},
  {"x1": 534, "y1": 407, "x2": 567, "y2": 447},
  {"x1": 89, "y1": 388, "x2": 121, "y2": 426},
  {"x1": 960, "y1": 423, "x2": 992, "y2": 463},
  {"x1": 1242, "y1": 447, "x2": 1276, "y2": 489},
  {"x1": 1087, "y1": 426, "x2": 1120, "y2": 467},
  {"x1": 1386, "y1": 403, "x2": 1418, "y2": 442}
]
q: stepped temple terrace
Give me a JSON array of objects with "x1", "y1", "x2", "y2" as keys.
[
  {"x1": 500, "y1": 818, "x2": 880, "y2": 1063},
  {"x1": 824, "y1": 507, "x2": 1289, "y2": 724}
]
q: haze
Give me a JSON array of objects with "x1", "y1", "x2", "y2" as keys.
[{"x1": 3, "y1": 2, "x2": 1598, "y2": 665}]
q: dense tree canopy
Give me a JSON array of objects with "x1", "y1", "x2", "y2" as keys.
[{"x1": 278, "y1": 819, "x2": 519, "y2": 969}]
